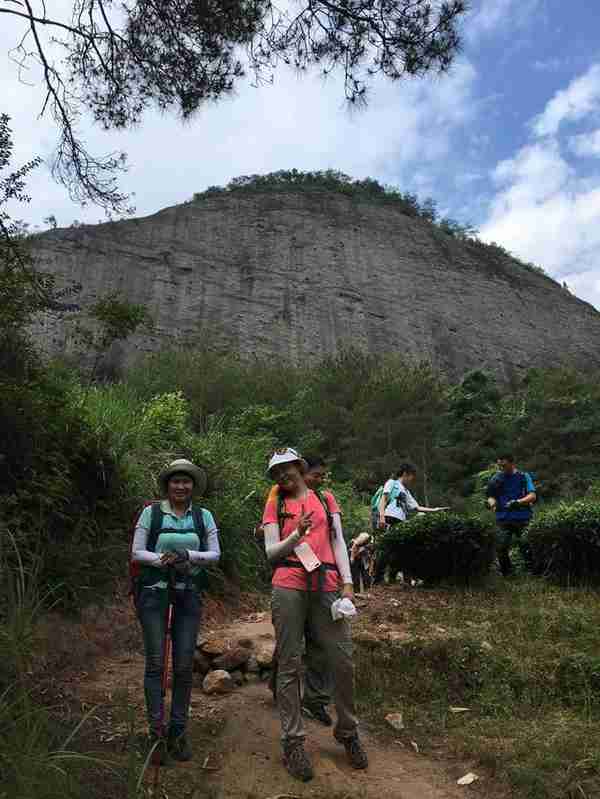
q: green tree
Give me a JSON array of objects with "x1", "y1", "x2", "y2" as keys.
[
  {"x1": 0, "y1": 115, "x2": 54, "y2": 376},
  {"x1": 75, "y1": 291, "x2": 153, "y2": 381}
]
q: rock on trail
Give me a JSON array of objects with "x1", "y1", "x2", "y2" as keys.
[{"x1": 72, "y1": 612, "x2": 474, "y2": 799}]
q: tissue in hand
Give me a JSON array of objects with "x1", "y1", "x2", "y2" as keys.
[{"x1": 331, "y1": 597, "x2": 357, "y2": 621}]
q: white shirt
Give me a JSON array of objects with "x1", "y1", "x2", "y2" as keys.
[
  {"x1": 385, "y1": 482, "x2": 419, "y2": 521},
  {"x1": 383, "y1": 478, "x2": 401, "y2": 496}
]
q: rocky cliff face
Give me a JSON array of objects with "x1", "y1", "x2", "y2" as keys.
[{"x1": 31, "y1": 190, "x2": 600, "y2": 381}]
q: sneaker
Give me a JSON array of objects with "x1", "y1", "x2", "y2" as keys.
[
  {"x1": 168, "y1": 730, "x2": 192, "y2": 762},
  {"x1": 283, "y1": 740, "x2": 314, "y2": 782},
  {"x1": 335, "y1": 732, "x2": 369, "y2": 770},
  {"x1": 302, "y1": 702, "x2": 333, "y2": 726}
]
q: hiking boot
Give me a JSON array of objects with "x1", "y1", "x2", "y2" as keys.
[
  {"x1": 335, "y1": 732, "x2": 369, "y2": 770},
  {"x1": 302, "y1": 702, "x2": 333, "y2": 726},
  {"x1": 168, "y1": 730, "x2": 192, "y2": 762},
  {"x1": 148, "y1": 732, "x2": 171, "y2": 766},
  {"x1": 283, "y1": 740, "x2": 314, "y2": 782}
]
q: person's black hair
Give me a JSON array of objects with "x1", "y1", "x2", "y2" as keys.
[
  {"x1": 399, "y1": 462, "x2": 417, "y2": 476},
  {"x1": 305, "y1": 455, "x2": 326, "y2": 470},
  {"x1": 497, "y1": 453, "x2": 515, "y2": 463}
]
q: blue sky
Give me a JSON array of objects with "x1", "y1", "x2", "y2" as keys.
[{"x1": 2, "y1": 0, "x2": 600, "y2": 308}]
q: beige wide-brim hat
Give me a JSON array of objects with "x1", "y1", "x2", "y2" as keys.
[
  {"x1": 266, "y1": 447, "x2": 308, "y2": 478},
  {"x1": 159, "y1": 459, "x2": 207, "y2": 495}
]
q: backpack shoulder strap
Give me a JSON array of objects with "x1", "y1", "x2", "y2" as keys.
[
  {"x1": 277, "y1": 489, "x2": 286, "y2": 529},
  {"x1": 518, "y1": 471, "x2": 528, "y2": 497},
  {"x1": 192, "y1": 504, "x2": 207, "y2": 550},
  {"x1": 314, "y1": 489, "x2": 335, "y2": 542},
  {"x1": 146, "y1": 501, "x2": 164, "y2": 553}
]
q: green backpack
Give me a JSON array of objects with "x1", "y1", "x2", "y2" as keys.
[
  {"x1": 371, "y1": 482, "x2": 402, "y2": 513},
  {"x1": 370, "y1": 486, "x2": 384, "y2": 512}
]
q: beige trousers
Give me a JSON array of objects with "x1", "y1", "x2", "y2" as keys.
[{"x1": 271, "y1": 586, "x2": 358, "y2": 744}]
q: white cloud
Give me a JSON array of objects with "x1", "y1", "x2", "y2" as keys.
[
  {"x1": 466, "y1": 0, "x2": 540, "y2": 42},
  {"x1": 569, "y1": 128, "x2": 600, "y2": 158},
  {"x1": 480, "y1": 62, "x2": 600, "y2": 310},
  {"x1": 533, "y1": 63, "x2": 600, "y2": 137}
]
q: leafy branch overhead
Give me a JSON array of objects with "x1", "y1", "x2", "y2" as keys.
[{"x1": 1, "y1": 0, "x2": 467, "y2": 212}]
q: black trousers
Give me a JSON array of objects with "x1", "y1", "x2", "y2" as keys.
[
  {"x1": 496, "y1": 520, "x2": 530, "y2": 576},
  {"x1": 373, "y1": 518, "x2": 401, "y2": 584}
]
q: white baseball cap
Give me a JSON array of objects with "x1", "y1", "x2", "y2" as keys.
[{"x1": 267, "y1": 447, "x2": 308, "y2": 477}]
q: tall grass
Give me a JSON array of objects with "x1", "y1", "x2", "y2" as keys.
[{"x1": 0, "y1": 531, "x2": 152, "y2": 799}]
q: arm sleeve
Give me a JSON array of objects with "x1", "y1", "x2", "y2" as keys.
[
  {"x1": 264, "y1": 523, "x2": 301, "y2": 563},
  {"x1": 331, "y1": 514, "x2": 352, "y2": 585},
  {"x1": 131, "y1": 506, "x2": 162, "y2": 566},
  {"x1": 188, "y1": 510, "x2": 221, "y2": 565},
  {"x1": 525, "y1": 473, "x2": 536, "y2": 494},
  {"x1": 383, "y1": 479, "x2": 394, "y2": 494},
  {"x1": 406, "y1": 489, "x2": 419, "y2": 511}
]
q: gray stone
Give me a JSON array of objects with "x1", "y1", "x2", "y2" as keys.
[
  {"x1": 385, "y1": 712, "x2": 404, "y2": 732},
  {"x1": 28, "y1": 191, "x2": 600, "y2": 381}
]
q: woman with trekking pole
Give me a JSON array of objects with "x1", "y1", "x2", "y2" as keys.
[
  {"x1": 262, "y1": 448, "x2": 368, "y2": 782},
  {"x1": 131, "y1": 459, "x2": 220, "y2": 766}
]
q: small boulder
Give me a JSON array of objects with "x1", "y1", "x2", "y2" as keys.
[
  {"x1": 200, "y1": 637, "x2": 229, "y2": 658},
  {"x1": 193, "y1": 650, "x2": 212, "y2": 675},
  {"x1": 256, "y1": 643, "x2": 276, "y2": 669},
  {"x1": 213, "y1": 646, "x2": 251, "y2": 672},
  {"x1": 385, "y1": 712, "x2": 404, "y2": 732},
  {"x1": 203, "y1": 670, "x2": 234, "y2": 695}
]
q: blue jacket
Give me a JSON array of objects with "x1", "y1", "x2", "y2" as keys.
[{"x1": 486, "y1": 470, "x2": 536, "y2": 522}]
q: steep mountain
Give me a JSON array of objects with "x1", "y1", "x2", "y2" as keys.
[{"x1": 31, "y1": 187, "x2": 600, "y2": 380}]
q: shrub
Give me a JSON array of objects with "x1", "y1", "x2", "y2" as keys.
[
  {"x1": 526, "y1": 501, "x2": 600, "y2": 584},
  {"x1": 378, "y1": 512, "x2": 496, "y2": 584}
]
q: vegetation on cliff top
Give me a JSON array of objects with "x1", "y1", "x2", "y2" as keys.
[{"x1": 192, "y1": 169, "x2": 556, "y2": 282}]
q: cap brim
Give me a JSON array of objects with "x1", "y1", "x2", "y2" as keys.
[
  {"x1": 160, "y1": 465, "x2": 207, "y2": 495},
  {"x1": 267, "y1": 458, "x2": 308, "y2": 478}
]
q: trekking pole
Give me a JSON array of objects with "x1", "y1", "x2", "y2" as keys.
[{"x1": 152, "y1": 565, "x2": 176, "y2": 791}]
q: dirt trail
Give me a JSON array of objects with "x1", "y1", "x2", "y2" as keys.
[{"x1": 77, "y1": 614, "x2": 470, "y2": 799}]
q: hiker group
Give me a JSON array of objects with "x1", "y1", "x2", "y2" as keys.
[{"x1": 130, "y1": 449, "x2": 536, "y2": 782}]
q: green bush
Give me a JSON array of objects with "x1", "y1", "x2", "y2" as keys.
[
  {"x1": 379, "y1": 512, "x2": 496, "y2": 584},
  {"x1": 527, "y1": 501, "x2": 600, "y2": 584},
  {"x1": 0, "y1": 371, "x2": 127, "y2": 607}
]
